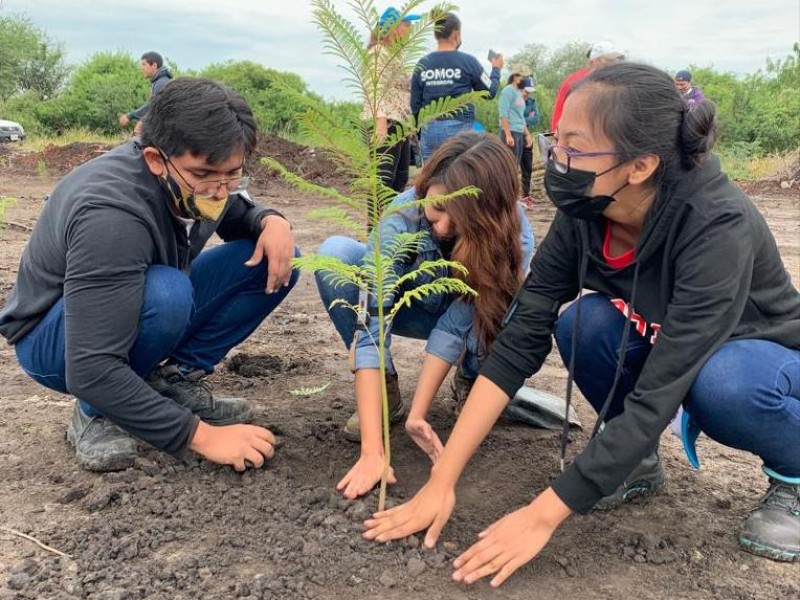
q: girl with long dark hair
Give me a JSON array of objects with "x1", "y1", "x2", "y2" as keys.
[{"x1": 316, "y1": 132, "x2": 534, "y2": 498}]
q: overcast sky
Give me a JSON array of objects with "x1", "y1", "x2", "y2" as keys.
[{"x1": 4, "y1": 0, "x2": 798, "y2": 100}]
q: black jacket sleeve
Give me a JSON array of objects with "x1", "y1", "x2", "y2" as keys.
[
  {"x1": 216, "y1": 191, "x2": 285, "y2": 242},
  {"x1": 64, "y1": 205, "x2": 198, "y2": 457},
  {"x1": 552, "y1": 208, "x2": 754, "y2": 513}
]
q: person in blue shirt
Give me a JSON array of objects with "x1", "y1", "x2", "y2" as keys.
[
  {"x1": 315, "y1": 133, "x2": 534, "y2": 499},
  {"x1": 411, "y1": 12, "x2": 504, "y2": 161},
  {"x1": 497, "y1": 72, "x2": 530, "y2": 165}
]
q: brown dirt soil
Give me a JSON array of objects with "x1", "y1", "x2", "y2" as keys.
[
  {"x1": 246, "y1": 134, "x2": 350, "y2": 192},
  {"x1": 0, "y1": 134, "x2": 348, "y2": 192},
  {"x1": 0, "y1": 144, "x2": 799, "y2": 600}
]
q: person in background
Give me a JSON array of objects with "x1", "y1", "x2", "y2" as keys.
[
  {"x1": 520, "y1": 76, "x2": 540, "y2": 209},
  {"x1": 674, "y1": 69, "x2": 705, "y2": 108},
  {"x1": 411, "y1": 12, "x2": 504, "y2": 160},
  {"x1": 119, "y1": 51, "x2": 173, "y2": 135},
  {"x1": 315, "y1": 133, "x2": 534, "y2": 499},
  {"x1": 550, "y1": 40, "x2": 625, "y2": 131},
  {"x1": 363, "y1": 62, "x2": 800, "y2": 581},
  {"x1": 365, "y1": 7, "x2": 420, "y2": 197},
  {"x1": 497, "y1": 73, "x2": 529, "y2": 163},
  {"x1": 2, "y1": 79, "x2": 298, "y2": 473}
]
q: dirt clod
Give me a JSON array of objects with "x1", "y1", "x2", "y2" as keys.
[
  {"x1": 406, "y1": 557, "x2": 427, "y2": 577},
  {"x1": 378, "y1": 570, "x2": 396, "y2": 588},
  {"x1": 6, "y1": 573, "x2": 30, "y2": 591}
]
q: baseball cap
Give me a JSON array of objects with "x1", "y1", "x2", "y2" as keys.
[
  {"x1": 675, "y1": 69, "x2": 692, "y2": 82},
  {"x1": 523, "y1": 76, "x2": 536, "y2": 92},
  {"x1": 379, "y1": 6, "x2": 421, "y2": 30},
  {"x1": 587, "y1": 41, "x2": 625, "y2": 61}
]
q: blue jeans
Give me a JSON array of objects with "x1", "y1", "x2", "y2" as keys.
[
  {"x1": 16, "y1": 240, "x2": 300, "y2": 417},
  {"x1": 314, "y1": 236, "x2": 480, "y2": 378},
  {"x1": 420, "y1": 119, "x2": 475, "y2": 161},
  {"x1": 554, "y1": 293, "x2": 800, "y2": 478}
]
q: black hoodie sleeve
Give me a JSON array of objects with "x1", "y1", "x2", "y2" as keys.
[
  {"x1": 552, "y1": 207, "x2": 753, "y2": 513},
  {"x1": 216, "y1": 191, "x2": 286, "y2": 242},
  {"x1": 480, "y1": 212, "x2": 581, "y2": 395},
  {"x1": 64, "y1": 205, "x2": 198, "y2": 457}
]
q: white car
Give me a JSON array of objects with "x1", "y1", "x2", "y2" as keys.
[{"x1": 0, "y1": 119, "x2": 26, "y2": 142}]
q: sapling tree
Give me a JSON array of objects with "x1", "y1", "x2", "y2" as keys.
[{"x1": 264, "y1": 0, "x2": 490, "y2": 510}]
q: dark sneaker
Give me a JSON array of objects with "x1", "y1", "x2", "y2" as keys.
[
  {"x1": 147, "y1": 364, "x2": 251, "y2": 425},
  {"x1": 451, "y1": 370, "x2": 475, "y2": 416},
  {"x1": 739, "y1": 479, "x2": 800, "y2": 562},
  {"x1": 592, "y1": 449, "x2": 666, "y2": 511},
  {"x1": 343, "y1": 372, "x2": 405, "y2": 442},
  {"x1": 66, "y1": 402, "x2": 137, "y2": 472}
]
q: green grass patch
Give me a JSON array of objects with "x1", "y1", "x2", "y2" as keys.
[{"x1": 21, "y1": 128, "x2": 125, "y2": 152}]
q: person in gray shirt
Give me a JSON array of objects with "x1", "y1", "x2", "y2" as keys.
[
  {"x1": 119, "y1": 51, "x2": 173, "y2": 135},
  {"x1": 1, "y1": 78, "x2": 298, "y2": 472}
]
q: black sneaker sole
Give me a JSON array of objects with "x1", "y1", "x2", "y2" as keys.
[
  {"x1": 193, "y1": 405, "x2": 253, "y2": 426},
  {"x1": 592, "y1": 476, "x2": 666, "y2": 511}
]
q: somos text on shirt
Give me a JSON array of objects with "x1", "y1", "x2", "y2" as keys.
[{"x1": 421, "y1": 68, "x2": 463, "y2": 86}]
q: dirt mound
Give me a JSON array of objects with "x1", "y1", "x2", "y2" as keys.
[
  {"x1": 0, "y1": 135, "x2": 350, "y2": 191},
  {"x1": 4, "y1": 142, "x2": 113, "y2": 177},
  {"x1": 247, "y1": 134, "x2": 350, "y2": 192}
]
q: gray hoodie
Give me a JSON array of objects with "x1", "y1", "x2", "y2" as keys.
[
  {"x1": 128, "y1": 66, "x2": 173, "y2": 121},
  {"x1": 0, "y1": 140, "x2": 280, "y2": 457}
]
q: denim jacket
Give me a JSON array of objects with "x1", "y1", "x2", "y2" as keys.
[{"x1": 353, "y1": 188, "x2": 535, "y2": 373}]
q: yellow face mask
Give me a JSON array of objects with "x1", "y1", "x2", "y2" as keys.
[{"x1": 162, "y1": 173, "x2": 229, "y2": 222}]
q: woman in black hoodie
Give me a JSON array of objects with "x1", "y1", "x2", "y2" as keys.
[{"x1": 362, "y1": 62, "x2": 800, "y2": 583}]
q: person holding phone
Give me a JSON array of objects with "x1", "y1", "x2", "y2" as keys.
[{"x1": 411, "y1": 12, "x2": 504, "y2": 161}]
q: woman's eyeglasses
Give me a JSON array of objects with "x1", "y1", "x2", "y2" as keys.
[{"x1": 536, "y1": 132, "x2": 622, "y2": 174}]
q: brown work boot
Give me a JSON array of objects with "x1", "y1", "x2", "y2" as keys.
[
  {"x1": 343, "y1": 372, "x2": 405, "y2": 442},
  {"x1": 451, "y1": 370, "x2": 476, "y2": 416}
]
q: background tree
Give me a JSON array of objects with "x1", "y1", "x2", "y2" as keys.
[
  {"x1": 0, "y1": 15, "x2": 69, "y2": 101},
  {"x1": 35, "y1": 51, "x2": 147, "y2": 135}
]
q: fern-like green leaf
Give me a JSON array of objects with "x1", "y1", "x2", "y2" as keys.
[
  {"x1": 387, "y1": 278, "x2": 477, "y2": 322},
  {"x1": 262, "y1": 158, "x2": 364, "y2": 212},
  {"x1": 412, "y1": 90, "x2": 491, "y2": 131},
  {"x1": 307, "y1": 207, "x2": 366, "y2": 238},
  {"x1": 386, "y1": 258, "x2": 469, "y2": 295},
  {"x1": 381, "y1": 231, "x2": 425, "y2": 266},
  {"x1": 289, "y1": 382, "x2": 332, "y2": 397},
  {"x1": 292, "y1": 255, "x2": 370, "y2": 292},
  {"x1": 382, "y1": 185, "x2": 481, "y2": 217}
]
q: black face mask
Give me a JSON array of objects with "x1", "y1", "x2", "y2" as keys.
[{"x1": 544, "y1": 161, "x2": 626, "y2": 220}]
